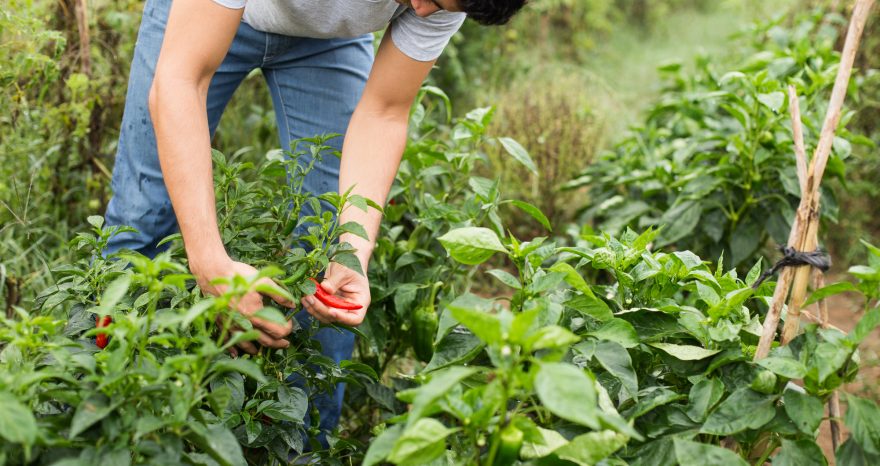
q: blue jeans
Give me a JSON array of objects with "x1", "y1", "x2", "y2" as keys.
[{"x1": 104, "y1": 0, "x2": 372, "y2": 448}]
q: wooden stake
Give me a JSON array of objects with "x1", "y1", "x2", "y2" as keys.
[
  {"x1": 755, "y1": 0, "x2": 874, "y2": 359},
  {"x1": 789, "y1": 85, "x2": 808, "y2": 193}
]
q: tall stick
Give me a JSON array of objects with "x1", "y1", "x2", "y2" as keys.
[
  {"x1": 755, "y1": 0, "x2": 875, "y2": 359},
  {"x1": 781, "y1": 0, "x2": 874, "y2": 345}
]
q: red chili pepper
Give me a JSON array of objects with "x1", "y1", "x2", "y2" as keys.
[
  {"x1": 308, "y1": 278, "x2": 362, "y2": 311},
  {"x1": 95, "y1": 315, "x2": 111, "y2": 349}
]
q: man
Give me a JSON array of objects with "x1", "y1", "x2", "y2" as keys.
[{"x1": 104, "y1": 0, "x2": 525, "y2": 445}]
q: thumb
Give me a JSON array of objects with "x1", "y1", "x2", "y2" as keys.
[{"x1": 319, "y1": 269, "x2": 349, "y2": 296}]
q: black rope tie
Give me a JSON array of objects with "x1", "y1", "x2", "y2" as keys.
[{"x1": 751, "y1": 246, "x2": 832, "y2": 289}]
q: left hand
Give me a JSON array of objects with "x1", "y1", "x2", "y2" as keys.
[{"x1": 301, "y1": 262, "x2": 371, "y2": 326}]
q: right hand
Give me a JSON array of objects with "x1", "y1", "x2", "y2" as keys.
[{"x1": 193, "y1": 258, "x2": 295, "y2": 355}]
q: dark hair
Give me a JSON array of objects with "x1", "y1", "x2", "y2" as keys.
[{"x1": 459, "y1": 0, "x2": 528, "y2": 26}]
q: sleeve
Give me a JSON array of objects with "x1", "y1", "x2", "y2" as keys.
[
  {"x1": 210, "y1": 0, "x2": 246, "y2": 9},
  {"x1": 390, "y1": 9, "x2": 466, "y2": 62}
]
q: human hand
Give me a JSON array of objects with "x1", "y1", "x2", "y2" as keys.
[
  {"x1": 193, "y1": 258, "x2": 295, "y2": 355},
  {"x1": 301, "y1": 262, "x2": 371, "y2": 326}
]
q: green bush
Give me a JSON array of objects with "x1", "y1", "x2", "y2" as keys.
[
  {"x1": 482, "y1": 68, "x2": 606, "y2": 237},
  {"x1": 568, "y1": 10, "x2": 871, "y2": 268}
]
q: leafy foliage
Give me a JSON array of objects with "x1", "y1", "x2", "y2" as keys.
[{"x1": 568, "y1": 10, "x2": 872, "y2": 267}]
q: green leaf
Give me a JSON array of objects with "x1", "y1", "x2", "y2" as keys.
[
  {"x1": 407, "y1": 367, "x2": 477, "y2": 426},
  {"x1": 588, "y1": 318, "x2": 639, "y2": 348},
  {"x1": 253, "y1": 306, "x2": 288, "y2": 326},
  {"x1": 844, "y1": 395, "x2": 880, "y2": 454},
  {"x1": 487, "y1": 269, "x2": 522, "y2": 290},
  {"x1": 520, "y1": 427, "x2": 568, "y2": 460},
  {"x1": 701, "y1": 388, "x2": 778, "y2": 435},
  {"x1": 774, "y1": 439, "x2": 827, "y2": 466},
  {"x1": 508, "y1": 200, "x2": 552, "y2": 232},
  {"x1": 805, "y1": 281, "x2": 857, "y2": 306},
  {"x1": 339, "y1": 221, "x2": 370, "y2": 241},
  {"x1": 593, "y1": 340, "x2": 638, "y2": 399},
  {"x1": 756, "y1": 356, "x2": 807, "y2": 379},
  {"x1": 87, "y1": 215, "x2": 105, "y2": 229},
  {"x1": 448, "y1": 303, "x2": 503, "y2": 346},
  {"x1": 187, "y1": 422, "x2": 247, "y2": 466},
  {"x1": 811, "y1": 341, "x2": 851, "y2": 383},
  {"x1": 659, "y1": 201, "x2": 701, "y2": 246},
  {"x1": 549, "y1": 262, "x2": 593, "y2": 296},
  {"x1": 69, "y1": 394, "x2": 117, "y2": 439},
  {"x1": 850, "y1": 307, "x2": 880, "y2": 347},
  {"x1": 535, "y1": 363, "x2": 599, "y2": 429},
  {"x1": 210, "y1": 358, "x2": 267, "y2": 384},
  {"x1": 673, "y1": 250, "x2": 704, "y2": 272},
  {"x1": 388, "y1": 418, "x2": 455, "y2": 465},
  {"x1": 783, "y1": 390, "x2": 824, "y2": 435},
  {"x1": 523, "y1": 325, "x2": 580, "y2": 352},
  {"x1": 745, "y1": 258, "x2": 763, "y2": 287},
  {"x1": 528, "y1": 271, "x2": 568, "y2": 293},
  {"x1": 423, "y1": 333, "x2": 484, "y2": 372},
  {"x1": 624, "y1": 387, "x2": 685, "y2": 419},
  {"x1": 98, "y1": 274, "x2": 132, "y2": 311},
  {"x1": 0, "y1": 395, "x2": 37, "y2": 444},
  {"x1": 182, "y1": 299, "x2": 215, "y2": 328},
  {"x1": 332, "y1": 251, "x2": 365, "y2": 276},
  {"x1": 673, "y1": 438, "x2": 748, "y2": 466},
  {"x1": 757, "y1": 91, "x2": 786, "y2": 112},
  {"x1": 837, "y1": 438, "x2": 880, "y2": 466},
  {"x1": 686, "y1": 377, "x2": 725, "y2": 422},
  {"x1": 649, "y1": 343, "x2": 721, "y2": 361},
  {"x1": 438, "y1": 227, "x2": 507, "y2": 265},
  {"x1": 363, "y1": 424, "x2": 404, "y2": 466},
  {"x1": 565, "y1": 293, "x2": 614, "y2": 322},
  {"x1": 553, "y1": 430, "x2": 628, "y2": 465},
  {"x1": 498, "y1": 137, "x2": 538, "y2": 175}
]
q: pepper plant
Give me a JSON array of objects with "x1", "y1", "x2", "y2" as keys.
[
  {"x1": 363, "y1": 223, "x2": 880, "y2": 465},
  {"x1": 567, "y1": 10, "x2": 873, "y2": 267}
]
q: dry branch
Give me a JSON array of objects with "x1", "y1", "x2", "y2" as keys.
[{"x1": 75, "y1": 0, "x2": 91, "y2": 76}]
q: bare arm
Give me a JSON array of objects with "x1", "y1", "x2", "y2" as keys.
[
  {"x1": 302, "y1": 30, "x2": 437, "y2": 325},
  {"x1": 150, "y1": 0, "x2": 239, "y2": 276},
  {"x1": 149, "y1": 0, "x2": 293, "y2": 351}
]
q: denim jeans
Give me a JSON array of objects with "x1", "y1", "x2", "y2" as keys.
[{"x1": 104, "y1": 0, "x2": 372, "y2": 448}]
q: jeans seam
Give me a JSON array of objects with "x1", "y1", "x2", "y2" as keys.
[
  {"x1": 269, "y1": 70, "x2": 293, "y2": 150},
  {"x1": 263, "y1": 32, "x2": 271, "y2": 65}
]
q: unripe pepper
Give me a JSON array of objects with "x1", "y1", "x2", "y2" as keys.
[
  {"x1": 95, "y1": 315, "x2": 111, "y2": 349},
  {"x1": 309, "y1": 278, "x2": 362, "y2": 311},
  {"x1": 493, "y1": 423, "x2": 524, "y2": 466},
  {"x1": 412, "y1": 282, "x2": 442, "y2": 363}
]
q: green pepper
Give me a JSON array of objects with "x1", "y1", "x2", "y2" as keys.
[
  {"x1": 412, "y1": 281, "x2": 442, "y2": 363},
  {"x1": 750, "y1": 369, "x2": 778, "y2": 394},
  {"x1": 493, "y1": 423, "x2": 524, "y2": 466}
]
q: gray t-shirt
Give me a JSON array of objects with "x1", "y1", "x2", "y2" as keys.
[{"x1": 211, "y1": 0, "x2": 466, "y2": 62}]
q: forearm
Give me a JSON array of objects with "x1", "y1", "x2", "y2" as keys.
[
  {"x1": 149, "y1": 80, "x2": 228, "y2": 273},
  {"x1": 337, "y1": 106, "x2": 409, "y2": 270}
]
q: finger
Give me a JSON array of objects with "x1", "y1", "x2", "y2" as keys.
[
  {"x1": 227, "y1": 346, "x2": 239, "y2": 358},
  {"x1": 301, "y1": 296, "x2": 335, "y2": 324},
  {"x1": 237, "y1": 339, "x2": 259, "y2": 355},
  {"x1": 256, "y1": 331, "x2": 289, "y2": 349},
  {"x1": 329, "y1": 309, "x2": 367, "y2": 327},
  {"x1": 256, "y1": 277, "x2": 297, "y2": 309},
  {"x1": 250, "y1": 315, "x2": 294, "y2": 339}
]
